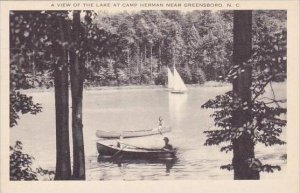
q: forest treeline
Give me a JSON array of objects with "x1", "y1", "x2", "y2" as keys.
[{"x1": 10, "y1": 10, "x2": 286, "y2": 89}]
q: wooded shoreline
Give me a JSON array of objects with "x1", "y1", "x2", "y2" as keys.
[{"x1": 18, "y1": 81, "x2": 232, "y2": 93}]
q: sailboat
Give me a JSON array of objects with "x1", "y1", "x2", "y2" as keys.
[{"x1": 167, "y1": 67, "x2": 187, "y2": 94}]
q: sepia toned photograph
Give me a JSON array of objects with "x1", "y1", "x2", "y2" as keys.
[
  {"x1": 7, "y1": 9, "x2": 289, "y2": 182},
  {"x1": 0, "y1": 0, "x2": 299, "y2": 191}
]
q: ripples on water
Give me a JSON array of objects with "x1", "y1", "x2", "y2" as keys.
[{"x1": 10, "y1": 85, "x2": 286, "y2": 180}]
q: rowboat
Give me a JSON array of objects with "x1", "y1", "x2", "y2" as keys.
[
  {"x1": 96, "y1": 141, "x2": 176, "y2": 160},
  {"x1": 95, "y1": 126, "x2": 171, "y2": 139}
]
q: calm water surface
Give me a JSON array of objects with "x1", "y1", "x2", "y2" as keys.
[{"x1": 10, "y1": 85, "x2": 286, "y2": 180}]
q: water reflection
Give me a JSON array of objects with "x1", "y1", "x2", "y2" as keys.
[
  {"x1": 168, "y1": 93, "x2": 188, "y2": 122},
  {"x1": 12, "y1": 87, "x2": 286, "y2": 180},
  {"x1": 97, "y1": 155, "x2": 177, "y2": 174},
  {"x1": 165, "y1": 159, "x2": 176, "y2": 173}
]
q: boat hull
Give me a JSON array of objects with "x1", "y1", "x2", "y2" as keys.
[
  {"x1": 171, "y1": 90, "x2": 186, "y2": 94},
  {"x1": 96, "y1": 126, "x2": 171, "y2": 139},
  {"x1": 96, "y1": 142, "x2": 176, "y2": 160}
]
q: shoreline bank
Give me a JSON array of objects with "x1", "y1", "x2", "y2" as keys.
[
  {"x1": 18, "y1": 81, "x2": 232, "y2": 93},
  {"x1": 17, "y1": 80, "x2": 286, "y2": 94}
]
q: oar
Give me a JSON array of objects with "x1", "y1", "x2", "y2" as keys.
[
  {"x1": 119, "y1": 142, "x2": 149, "y2": 149},
  {"x1": 119, "y1": 142, "x2": 159, "y2": 151},
  {"x1": 110, "y1": 144, "x2": 128, "y2": 159}
]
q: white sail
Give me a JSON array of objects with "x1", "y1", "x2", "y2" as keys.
[
  {"x1": 173, "y1": 68, "x2": 187, "y2": 92},
  {"x1": 167, "y1": 67, "x2": 174, "y2": 89}
]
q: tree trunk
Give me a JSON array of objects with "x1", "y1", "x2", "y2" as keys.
[
  {"x1": 53, "y1": 16, "x2": 71, "y2": 180},
  {"x1": 140, "y1": 44, "x2": 146, "y2": 84},
  {"x1": 232, "y1": 10, "x2": 259, "y2": 180},
  {"x1": 139, "y1": 45, "x2": 143, "y2": 85},
  {"x1": 31, "y1": 34, "x2": 37, "y2": 85},
  {"x1": 150, "y1": 44, "x2": 153, "y2": 81},
  {"x1": 127, "y1": 49, "x2": 131, "y2": 84},
  {"x1": 172, "y1": 46, "x2": 176, "y2": 70},
  {"x1": 137, "y1": 45, "x2": 140, "y2": 72},
  {"x1": 70, "y1": 11, "x2": 85, "y2": 180},
  {"x1": 158, "y1": 44, "x2": 162, "y2": 72},
  {"x1": 31, "y1": 51, "x2": 36, "y2": 81},
  {"x1": 144, "y1": 44, "x2": 147, "y2": 67}
]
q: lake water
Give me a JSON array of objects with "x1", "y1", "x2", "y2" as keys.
[{"x1": 10, "y1": 84, "x2": 286, "y2": 180}]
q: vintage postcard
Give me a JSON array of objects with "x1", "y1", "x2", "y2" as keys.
[{"x1": 0, "y1": 0, "x2": 299, "y2": 193}]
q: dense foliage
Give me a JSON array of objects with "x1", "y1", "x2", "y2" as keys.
[
  {"x1": 10, "y1": 11, "x2": 286, "y2": 91},
  {"x1": 10, "y1": 141, "x2": 54, "y2": 180},
  {"x1": 202, "y1": 11, "x2": 287, "y2": 172},
  {"x1": 10, "y1": 10, "x2": 232, "y2": 89}
]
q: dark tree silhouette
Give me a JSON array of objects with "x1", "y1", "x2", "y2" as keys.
[
  {"x1": 232, "y1": 10, "x2": 260, "y2": 180},
  {"x1": 53, "y1": 14, "x2": 72, "y2": 180},
  {"x1": 202, "y1": 10, "x2": 286, "y2": 179},
  {"x1": 70, "y1": 11, "x2": 86, "y2": 180}
]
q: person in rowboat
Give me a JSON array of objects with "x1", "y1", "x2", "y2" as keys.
[
  {"x1": 158, "y1": 116, "x2": 164, "y2": 127},
  {"x1": 117, "y1": 135, "x2": 124, "y2": 148},
  {"x1": 162, "y1": 137, "x2": 173, "y2": 151},
  {"x1": 156, "y1": 116, "x2": 164, "y2": 132}
]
